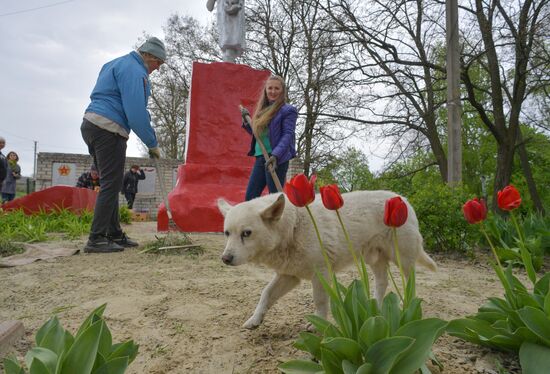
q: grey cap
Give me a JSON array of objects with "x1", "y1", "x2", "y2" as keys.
[{"x1": 138, "y1": 37, "x2": 166, "y2": 61}]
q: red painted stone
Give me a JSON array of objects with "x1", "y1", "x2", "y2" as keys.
[
  {"x1": 1, "y1": 186, "x2": 97, "y2": 215},
  {"x1": 157, "y1": 62, "x2": 270, "y2": 232}
]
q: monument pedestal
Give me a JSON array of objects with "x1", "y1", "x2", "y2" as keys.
[{"x1": 157, "y1": 62, "x2": 270, "y2": 232}]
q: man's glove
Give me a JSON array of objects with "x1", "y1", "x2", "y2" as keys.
[
  {"x1": 240, "y1": 106, "x2": 251, "y2": 123},
  {"x1": 265, "y1": 155, "x2": 277, "y2": 171},
  {"x1": 148, "y1": 147, "x2": 161, "y2": 159}
]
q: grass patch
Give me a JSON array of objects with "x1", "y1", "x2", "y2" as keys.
[
  {"x1": 139, "y1": 233, "x2": 203, "y2": 256},
  {"x1": 0, "y1": 238, "x2": 25, "y2": 257}
]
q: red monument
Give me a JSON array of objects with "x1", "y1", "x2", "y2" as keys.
[{"x1": 157, "y1": 62, "x2": 270, "y2": 232}]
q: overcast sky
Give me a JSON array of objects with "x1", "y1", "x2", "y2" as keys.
[{"x1": 0, "y1": 0, "x2": 210, "y2": 177}]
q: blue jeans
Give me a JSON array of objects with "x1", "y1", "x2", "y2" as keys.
[{"x1": 245, "y1": 156, "x2": 289, "y2": 201}]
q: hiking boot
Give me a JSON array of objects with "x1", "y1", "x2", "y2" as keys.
[
  {"x1": 110, "y1": 232, "x2": 139, "y2": 247},
  {"x1": 84, "y1": 238, "x2": 124, "y2": 253}
]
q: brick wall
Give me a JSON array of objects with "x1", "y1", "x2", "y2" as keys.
[{"x1": 36, "y1": 152, "x2": 182, "y2": 217}]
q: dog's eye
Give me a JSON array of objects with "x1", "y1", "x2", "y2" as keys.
[
  {"x1": 241, "y1": 230, "x2": 252, "y2": 238},
  {"x1": 224, "y1": 230, "x2": 230, "y2": 237}
]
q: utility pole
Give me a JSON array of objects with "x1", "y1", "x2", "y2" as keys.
[
  {"x1": 446, "y1": 0, "x2": 462, "y2": 185},
  {"x1": 33, "y1": 140, "x2": 37, "y2": 178}
]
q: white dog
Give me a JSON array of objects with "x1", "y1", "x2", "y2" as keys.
[{"x1": 218, "y1": 191, "x2": 436, "y2": 329}]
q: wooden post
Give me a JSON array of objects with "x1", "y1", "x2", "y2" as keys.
[{"x1": 446, "y1": 0, "x2": 462, "y2": 185}]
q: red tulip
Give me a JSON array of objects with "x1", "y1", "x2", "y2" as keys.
[
  {"x1": 320, "y1": 184, "x2": 344, "y2": 210},
  {"x1": 463, "y1": 198, "x2": 487, "y2": 224},
  {"x1": 497, "y1": 185, "x2": 521, "y2": 211},
  {"x1": 384, "y1": 196, "x2": 408, "y2": 227},
  {"x1": 284, "y1": 173, "x2": 317, "y2": 207}
]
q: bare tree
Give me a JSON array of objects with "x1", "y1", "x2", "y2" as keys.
[
  {"x1": 244, "y1": 0, "x2": 359, "y2": 175},
  {"x1": 459, "y1": 0, "x2": 549, "y2": 212},
  {"x1": 322, "y1": 0, "x2": 450, "y2": 181},
  {"x1": 147, "y1": 15, "x2": 219, "y2": 159}
]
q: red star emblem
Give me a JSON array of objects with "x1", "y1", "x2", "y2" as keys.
[{"x1": 58, "y1": 165, "x2": 71, "y2": 176}]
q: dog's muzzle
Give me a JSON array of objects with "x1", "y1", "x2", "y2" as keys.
[{"x1": 221, "y1": 254, "x2": 234, "y2": 265}]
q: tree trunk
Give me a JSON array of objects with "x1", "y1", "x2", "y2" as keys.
[{"x1": 517, "y1": 129, "x2": 545, "y2": 214}]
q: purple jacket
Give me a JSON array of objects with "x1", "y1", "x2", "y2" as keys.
[{"x1": 243, "y1": 103, "x2": 298, "y2": 164}]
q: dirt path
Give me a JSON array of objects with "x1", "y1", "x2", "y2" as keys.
[{"x1": 1, "y1": 222, "x2": 520, "y2": 373}]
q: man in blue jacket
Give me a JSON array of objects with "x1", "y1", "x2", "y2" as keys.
[{"x1": 81, "y1": 37, "x2": 165, "y2": 253}]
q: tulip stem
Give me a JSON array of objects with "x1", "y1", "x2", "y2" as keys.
[
  {"x1": 479, "y1": 223, "x2": 503, "y2": 271},
  {"x1": 391, "y1": 228, "x2": 407, "y2": 297},
  {"x1": 509, "y1": 211, "x2": 525, "y2": 244},
  {"x1": 306, "y1": 205, "x2": 334, "y2": 277},
  {"x1": 335, "y1": 210, "x2": 363, "y2": 276},
  {"x1": 388, "y1": 267, "x2": 403, "y2": 303}
]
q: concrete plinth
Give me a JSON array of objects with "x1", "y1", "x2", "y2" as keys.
[{"x1": 157, "y1": 62, "x2": 270, "y2": 232}]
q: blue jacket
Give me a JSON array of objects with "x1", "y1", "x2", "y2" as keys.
[
  {"x1": 85, "y1": 51, "x2": 158, "y2": 148},
  {"x1": 243, "y1": 104, "x2": 298, "y2": 164}
]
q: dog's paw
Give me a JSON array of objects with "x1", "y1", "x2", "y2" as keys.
[{"x1": 242, "y1": 317, "x2": 261, "y2": 329}]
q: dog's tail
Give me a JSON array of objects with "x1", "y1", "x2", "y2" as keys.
[{"x1": 417, "y1": 250, "x2": 437, "y2": 271}]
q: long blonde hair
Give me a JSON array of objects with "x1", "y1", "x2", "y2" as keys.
[{"x1": 252, "y1": 75, "x2": 287, "y2": 135}]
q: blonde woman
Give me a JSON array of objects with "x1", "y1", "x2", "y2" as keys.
[{"x1": 242, "y1": 75, "x2": 297, "y2": 200}]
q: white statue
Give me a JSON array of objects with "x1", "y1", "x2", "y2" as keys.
[{"x1": 206, "y1": 0, "x2": 245, "y2": 63}]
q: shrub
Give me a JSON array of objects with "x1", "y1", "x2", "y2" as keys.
[{"x1": 408, "y1": 183, "x2": 480, "y2": 253}]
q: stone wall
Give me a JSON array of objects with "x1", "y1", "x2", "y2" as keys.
[
  {"x1": 35, "y1": 152, "x2": 305, "y2": 218},
  {"x1": 36, "y1": 152, "x2": 182, "y2": 217}
]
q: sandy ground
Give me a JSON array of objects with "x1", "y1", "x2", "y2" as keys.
[{"x1": 0, "y1": 222, "x2": 523, "y2": 373}]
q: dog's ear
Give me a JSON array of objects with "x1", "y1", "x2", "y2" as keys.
[
  {"x1": 217, "y1": 198, "x2": 233, "y2": 217},
  {"x1": 261, "y1": 194, "x2": 285, "y2": 222}
]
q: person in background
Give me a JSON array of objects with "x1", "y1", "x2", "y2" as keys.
[
  {"x1": 0, "y1": 137, "x2": 6, "y2": 191},
  {"x1": 241, "y1": 75, "x2": 297, "y2": 201},
  {"x1": 121, "y1": 165, "x2": 146, "y2": 209},
  {"x1": 80, "y1": 36, "x2": 165, "y2": 253},
  {"x1": 1, "y1": 148, "x2": 17, "y2": 202},
  {"x1": 76, "y1": 164, "x2": 100, "y2": 191}
]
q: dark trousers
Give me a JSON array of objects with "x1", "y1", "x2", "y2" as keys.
[
  {"x1": 81, "y1": 119, "x2": 127, "y2": 240},
  {"x1": 245, "y1": 156, "x2": 289, "y2": 201},
  {"x1": 125, "y1": 192, "x2": 136, "y2": 209}
]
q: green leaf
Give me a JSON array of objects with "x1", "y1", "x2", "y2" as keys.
[
  {"x1": 75, "y1": 304, "x2": 107, "y2": 339},
  {"x1": 306, "y1": 315, "x2": 332, "y2": 334},
  {"x1": 320, "y1": 347, "x2": 342, "y2": 374},
  {"x1": 404, "y1": 268, "x2": 416, "y2": 306},
  {"x1": 91, "y1": 357, "x2": 129, "y2": 374},
  {"x1": 400, "y1": 297, "x2": 422, "y2": 325},
  {"x1": 518, "y1": 241, "x2": 537, "y2": 285},
  {"x1": 108, "y1": 340, "x2": 139, "y2": 364},
  {"x1": 294, "y1": 332, "x2": 322, "y2": 360},
  {"x1": 381, "y1": 293, "x2": 401, "y2": 335},
  {"x1": 517, "y1": 306, "x2": 550, "y2": 345},
  {"x1": 391, "y1": 318, "x2": 448, "y2": 373},
  {"x1": 97, "y1": 320, "x2": 113, "y2": 358},
  {"x1": 3, "y1": 357, "x2": 25, "y2": 374},
  {"x1": 321, "y1": 337, "x2": 362, "y2": 365},
  {"x1": 356, "y1": 362, "x2": 373, "y2": 374},
  {"x1": 365, "y1": 336, "x2": 415, "y2": 374},
  {"x1": 534, "y1": 273, "x2": 550, "y2": 296},
  {"x1": 519, "y1": 342, "x2": 550, "y2": 374},
  {"x1": 544, "y1": 290, "x2": 550, "y2": 317},
  {"x1": 278, "y1": 360, "x2": 323, "y2": 374},
  {"x1": 38, "y1": 318, "x2": 66, "y2": 356},
  {"x1": 60, "y1": 319, "x2": 103, "y2": 374},
  {"x1": 358, "y1": 316, "x2": 389, "y2": 350},
  {"x1": 29, "y1": 358, "x2": 50, "y2": 374},
  {"x1": 35, "y1": 317, "x2": 60, "y2": 346},
  {"x1": 342, "y1": 359, "x2": 358, "y2": 374},
  {"x1": 25, "y1": 347, "x2": 58, "y2": 374}
]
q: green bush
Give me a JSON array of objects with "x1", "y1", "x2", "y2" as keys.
[
  {"x1": 3, "y1": 304, "x2": 138, "y2": 374},
  {"x1": 485, "y1": 212, "x2": 549, "y2": 270},
  {"x1": 408, "y1": 183, "x2": 480, "y2": 253},
  {"x1": 118, "y1": 206, "x2": 131, "y2": 224}
]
